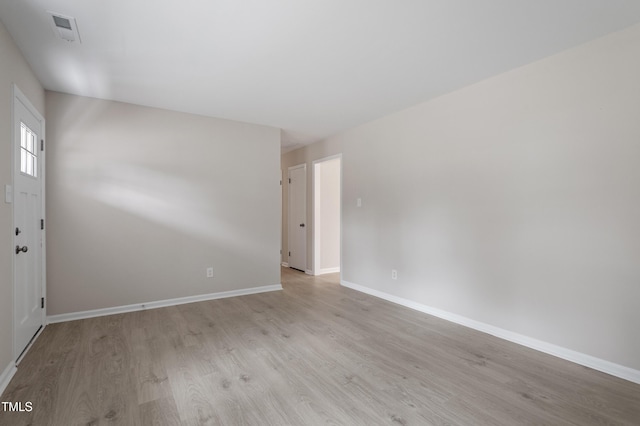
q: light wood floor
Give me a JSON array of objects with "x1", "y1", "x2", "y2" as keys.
[{"x1": 2, "y1": 268, "x2": 639, "y2": 425}]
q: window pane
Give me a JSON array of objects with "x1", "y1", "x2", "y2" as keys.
[
  {"x1": 19, "y1": 122, "x2": 38, "y2": 177},
  {"x1": 21, "y1": 148, "x2": 27, "y2": 173},
  {"x1": 20, "y1": 124, "x2": 26, "y2": 149}
]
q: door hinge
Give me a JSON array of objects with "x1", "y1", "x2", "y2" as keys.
[
  {"x1": 41, "y1": 297, "x2": 44, "y2": 309},
  {"x1": 41, "y1": 139, "x2": 44, "y2": 151},
  {"x1": 288, "y1": 251, "x2": 291, "y2": 256},
  {"x1": 280, "y1": 180, "x2": 282, "y2": 186},
  {"x1": 288, "y1": 178, "x2": 291, "y2": 183},
  {"x1": 41, "y1": 219, "x2": 44, "y2": 230}
]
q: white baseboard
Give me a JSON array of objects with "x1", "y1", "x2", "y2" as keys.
[
  {"x1": 281, "y1": 262, "x2": 289, "y2": 267},
  {"x1": 317, "y1": 267, "x2": 340, "y2": 275},
  {"x1": 48, "y1": 284, "x2": 283, "y2": 324},
  {"x1": 305, "y1": 269, "x2": 313, "y2": 275},
  {"x1": 0, "y1": 362, "x2": 17, "y2": 397},
  {"x1": 340, "y1": 279, "x2": 640, "y2": 385}
]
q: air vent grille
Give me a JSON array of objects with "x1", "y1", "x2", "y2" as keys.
[
  {"x1": 47, "y1": 11, "x2": 81, "y2": 43},
  {"x1": 52, "y1": 15, "x2": 72, "y2": 30}
]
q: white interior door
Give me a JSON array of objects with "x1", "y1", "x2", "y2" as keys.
[
  {"x1": 288, "y1": 164, "x2": 306, "y2": 271},
  {"x1": 13, "y1": 86, "x2": 45, "y2": 361}
]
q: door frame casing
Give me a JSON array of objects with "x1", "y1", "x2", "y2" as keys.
[
  {"x1": 287, "y1": 163, "x2": 306, "y2": 272},
  {"x1": 12, "y1": 84, "x2": 46, "y2": 363},
  {"x1": 312, "y1": 154, "x2": 342, "y2": 277}
]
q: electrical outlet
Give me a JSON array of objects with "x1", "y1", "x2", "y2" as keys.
[
  {"x1": 206, "y1": 267, "x2": 214, "y2": 278},
  {"x1": 391, "y1": 269, "x2": 398, "y2": 280}
]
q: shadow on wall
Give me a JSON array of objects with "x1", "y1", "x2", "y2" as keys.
[
  {"x1": 68, "y1": 161, "x2": 271, "y2": 256},
  {"x1": 51, "y1": 95, "x2": 273, "y2": 256}
]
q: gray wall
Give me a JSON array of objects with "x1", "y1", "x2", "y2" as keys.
[
  {"x1": 284, "y1": 23, "x2": 640, "y2": 371},
  {"x1": 0, "y1": 21, "x2": 45, "y2": 373},
  {"x1": 46, "y1": 92, "x2": 281, "y2": 315}
]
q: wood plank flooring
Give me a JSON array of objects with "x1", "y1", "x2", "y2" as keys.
[{"x1": 1, "y1": 267, "x2": 639, "y2": 425}]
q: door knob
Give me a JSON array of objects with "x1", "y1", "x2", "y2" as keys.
[
  {"x1": 15, "y1": 245, "x2": 28, "y2": 254},
  {"x1": 300, "y1": 223, "x2": 305, "y2": 227}
]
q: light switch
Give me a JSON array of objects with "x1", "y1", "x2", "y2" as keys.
[
  {"x1": 5, "y1": 184, "x2": 12, "y2": 203},
  {"x1": 357, "y1": 198, "x2": 362, "y2": 207}
]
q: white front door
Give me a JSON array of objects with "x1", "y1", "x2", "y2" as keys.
[
  {"x1": 13, "y1": 86, "x2": 45, "y2": 361},
  {"x1": 288, "y1": 164, "x2": 306, "y2": 272}
]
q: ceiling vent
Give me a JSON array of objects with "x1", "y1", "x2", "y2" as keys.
[{"x1": 47, "y1": 11, "x2": 81, "y2": 43}]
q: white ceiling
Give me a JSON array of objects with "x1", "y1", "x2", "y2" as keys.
[{"x1": 2, "y1": 1, "x2": 640, "y2": 152}]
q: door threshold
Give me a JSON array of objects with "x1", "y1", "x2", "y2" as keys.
[{"x1": 16, "y1": 325, "x2": 44, "y2": 366}]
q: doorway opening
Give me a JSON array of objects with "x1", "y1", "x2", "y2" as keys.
[{"x1": 313, "y1": 155, "x2": 341, "y2": 276}]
